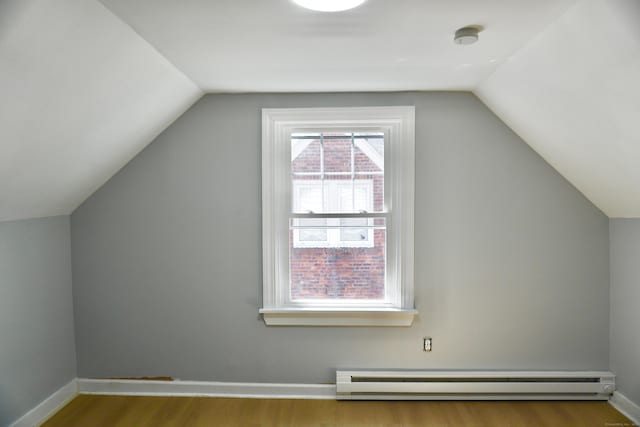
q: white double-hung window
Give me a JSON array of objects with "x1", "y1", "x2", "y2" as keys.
[{"x1": 260, "y1": 107, "x2": 416, "y2": 326}]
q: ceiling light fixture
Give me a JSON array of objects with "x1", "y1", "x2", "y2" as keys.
[
  {"x1": 292, "y1": 0, "x2": 366, "y2": 12},
  {"x1": 454, "y1": 26, "x2": 481, "y2": 45}
]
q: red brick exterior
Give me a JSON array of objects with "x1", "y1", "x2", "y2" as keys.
[{"x1": 290, "y1": 138, "x2": 385, "y2": 300}]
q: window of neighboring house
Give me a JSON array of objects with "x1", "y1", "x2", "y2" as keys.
[
  {"x1": 293, "y1": 179, "x2": 374, "y2": 248},
  {"x1": 260, "y1": 107, "x2": 416, "y2": 326}
]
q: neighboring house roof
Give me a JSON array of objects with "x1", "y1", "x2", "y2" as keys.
[
  {"x1": 292, "y1": 137, "x2": 383, "y2": 171},
  {"x1": 0, "y1": 0, "x2": 637, "y2": 220}
]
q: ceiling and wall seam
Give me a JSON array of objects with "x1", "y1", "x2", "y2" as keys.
[
  {"x1": 62, "y1": 0, "x2": 205, "y2": 217},
  {"x1": 68, "y1": 94, "x2": 203, "y2": 217},
  {"x1": 471, "y1": 0, "x2": 580, "y2": 92},
  {"x1": 96, "y1": 0, "x2": 204, "y2": 93},
  {"x1": 471, "y1": 95, "x2": 608, "y2": 219}
]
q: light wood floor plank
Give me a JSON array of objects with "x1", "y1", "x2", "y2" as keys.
[{"x1": 42, "y1": 395, "x2": 633, "y2": 427}]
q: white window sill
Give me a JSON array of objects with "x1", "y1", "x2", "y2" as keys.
[{"x1": 259, "y1": 308, "x2": 418, "y2": 327}]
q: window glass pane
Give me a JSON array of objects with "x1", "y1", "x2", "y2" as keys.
[
  {"x1": 337, "y1": 182, "x2": 370, "y2": 213},
  {"x1": 289, "y1": 218, "x2": 386, "y2": 300},
  {"x1": 354, "y1": 134, "x2": 384, "y2": 213},
  {"x1": 291, "y1": 138, "x2": 321, "y2": 175},
  {"x1": 323, "y1": 134, "x2": 352, "y2": 174},
  {"x1": 337, "y1": 182, "x2": 371, "y2": 241},
  {"x1": 340, "y1": 218, "x2": 369, "y2": 241},
  {"x1": 292, "y1": 182, "x2": 327, "y2": 242},
  {"x1": 298, "y1": 218, "x2": 327, "y2": 242},
  {"x1": 296, "y1": 184, "x2": 322, "y2": 213},
  {"x1": 354, "y1": 136, "x2": 384, "y2": 173}
]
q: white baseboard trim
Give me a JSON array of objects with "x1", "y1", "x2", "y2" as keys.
[
  {"x1": 610, "y1": 391, "x2": 640, "y2": 425},
  {"x1": 10, "y1": 379, "x2": 78, "y2": 427},
  {"x1": 77, "y1": 378, "x2": 337, "y2": 400}
]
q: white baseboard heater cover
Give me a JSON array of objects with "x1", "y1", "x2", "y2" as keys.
[{"x1": 336, "y1": 371, "x2": 616, "y2": 400}]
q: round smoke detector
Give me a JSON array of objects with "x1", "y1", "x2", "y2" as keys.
[{"x1": 454, "y1": 26, "x2": 481, "y2": 45}]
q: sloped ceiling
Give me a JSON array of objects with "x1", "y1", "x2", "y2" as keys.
[
  {"x1": 1, "y1": 0, "x2": 637, "y2": 220},
  {"x1": 476, "y1": 0, "x2": 640, "y2": 218},
  {"x1": 0, "y1": 0, "x2": 202, "y2": 221}
]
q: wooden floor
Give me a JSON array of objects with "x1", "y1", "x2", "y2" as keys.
[{"x1": 43, "y1": 395, "x2": 633, "y2": 427}]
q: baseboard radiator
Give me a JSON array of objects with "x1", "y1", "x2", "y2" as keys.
[{"x1": 336, "y1": 371, "x2": 616, "y2": 400}]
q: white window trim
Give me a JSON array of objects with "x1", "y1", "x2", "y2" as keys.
[
  {"x1": 292, "y1": 179, "x2": 375, "y2": 248},
  {"x1": 260, "y1": 106, "x2": 416, "y2": 326}
]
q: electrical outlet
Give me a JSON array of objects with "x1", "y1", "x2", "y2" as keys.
[{"x1": 423, "y1": 337, "x2": 432, "y2": 352}]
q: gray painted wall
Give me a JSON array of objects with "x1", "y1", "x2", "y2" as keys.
[
  {"x1": 0, "y1": 216, "x2": 76, "y2": 426},
  {"x1": 610, "y1": 219, "x2": 640, "y2": 405},
  {"x1": 71, "y1": 92, "x2": 610, "y2": 383}
]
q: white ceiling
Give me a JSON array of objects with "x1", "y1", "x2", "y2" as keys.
[
  {"x1": 2, "y1": 0, "x2": 638, "y2": 220},
  {"x1": 0, "y1": 0, "x2": 202, "y2": 221},
  {"x1": 476, "y1": 0, "x2": 640, "y2": 218},
  {"x1": 98, "y1": 0, "x2": 577, "y2": 92}
]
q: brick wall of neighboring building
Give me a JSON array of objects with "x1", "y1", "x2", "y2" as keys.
[{"x1": 290, "y1": 138, "x2": 385, "y2": 300}]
